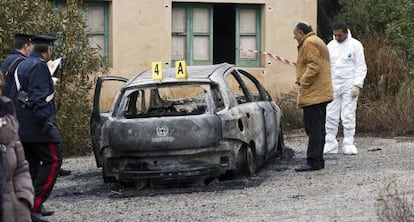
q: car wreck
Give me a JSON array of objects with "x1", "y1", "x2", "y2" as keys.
[{"x1": 90, "y1": 63, "x2": 284, "y2": 186}]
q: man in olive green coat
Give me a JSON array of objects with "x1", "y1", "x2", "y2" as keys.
[{"x1": 293, "y1": 22, "x2": 333, "y2": 171}]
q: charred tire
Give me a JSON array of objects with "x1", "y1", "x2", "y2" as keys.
[
  {"x1": 237, "y1": 144, "x2": 255, "y2": 177},
  {"x1": 276, "y1": 127, "x2": 285, "y2": 156}
]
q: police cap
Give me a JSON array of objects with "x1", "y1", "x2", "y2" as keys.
[
  {"x1": 31, "y1": 34, "x2": 57, "y2": 45},
  {"x1": 14, "y1": 33, "x2": 34, "y2": 42}
]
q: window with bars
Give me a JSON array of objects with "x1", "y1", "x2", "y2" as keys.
[{"x1": 172, "y1": 3, "x2": 261, "y2": 67}]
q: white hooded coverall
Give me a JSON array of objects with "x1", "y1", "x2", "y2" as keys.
[{"x1": 324, "y1": 31, "x2": 367, "y2": 154}]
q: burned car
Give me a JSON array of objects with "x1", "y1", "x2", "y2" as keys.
[{"x1": 90, "y1": 63, "x2": 284, "y2": 186}]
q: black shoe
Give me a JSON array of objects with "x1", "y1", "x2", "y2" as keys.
[
  {"x1": 40, "y1": 205, "x2": 55, "y2": 216},
  {"x1": 295, "y1": 163, "x2": 323, "y2": 172},
  {"x1": 31, "y1": 212, "x2": 49, "y2": 222},
  {"x1": 58, "y1": 168, "x2": 72, "y2": 176}
]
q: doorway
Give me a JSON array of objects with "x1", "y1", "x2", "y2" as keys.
[{"x1": 213, "y1": 4, "x2": 236, "y2": 64}]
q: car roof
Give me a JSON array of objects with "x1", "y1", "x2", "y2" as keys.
[{"x1": 125, "y1": 63, "x2": 234, "y2": 87}]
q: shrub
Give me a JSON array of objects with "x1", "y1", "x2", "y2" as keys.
[
  {"x1": 356, "y1": 33, "x2": 413, "y2": 135},
  {"x1": 274, "y1": 92, "x2": 303, "y2": 130},
  {"x1": 359, "y1": 34, "x2": 408, "y2": 101}
]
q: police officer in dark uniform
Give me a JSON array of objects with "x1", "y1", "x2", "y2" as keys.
[
  {"x1": 0, "y1": 33, "x2": 34, "y2": 98},
  {"x1": 12, "y1": 34, "x2": 62, "y2": 222}
]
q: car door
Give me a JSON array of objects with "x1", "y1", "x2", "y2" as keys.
[
  {"x1": 90, "y1": 76, "x2": 127, "y2": 167},
  {"x1": 221, "y1": 70, "x2": 267, "y2": 157},
  {"x1": 236, "y1": 69, "x2": 279, "y2": 156}
]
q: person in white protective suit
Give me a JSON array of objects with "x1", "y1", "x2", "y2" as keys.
[{"x1": 324, "y1": 22, "x2": 367, "y2": 155}]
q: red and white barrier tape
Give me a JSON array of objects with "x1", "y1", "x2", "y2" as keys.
[{"x1": 239, "y1": 48, "x2": 296, "y2": 67}]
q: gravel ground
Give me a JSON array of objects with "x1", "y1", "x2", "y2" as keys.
[{"x1": 46, "y1": 130, "x2": 414, "y2": 222}]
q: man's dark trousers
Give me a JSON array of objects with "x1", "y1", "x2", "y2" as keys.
[{"x1": 303, "y1": 102, "x2": 328, "y2": 168}]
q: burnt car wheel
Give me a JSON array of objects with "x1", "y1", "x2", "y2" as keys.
[
  {"x1": 237, "y1": 144, "x2": 255, "y2": 177},
  {"x1": 276, "y1": 127, "x2": 285, "y2": 156}
]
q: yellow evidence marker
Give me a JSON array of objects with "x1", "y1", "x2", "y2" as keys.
[
  {"x1": 175, "y1": 60, "x2": 188, "y2": 79},
  {"x1": 151, "y1": 62, "x2": 163, "y2": 80}
]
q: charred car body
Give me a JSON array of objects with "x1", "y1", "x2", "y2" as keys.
[{"x1": 91, "y1": 63, "x2": 284, "y2": 186}]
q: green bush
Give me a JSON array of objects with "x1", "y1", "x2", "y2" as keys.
[{"x1": 0, "y1": 0, "x2": 106, "y2": 156}]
